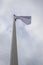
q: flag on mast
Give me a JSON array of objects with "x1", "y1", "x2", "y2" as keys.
[{"x1": 14, "y1": 15, "x2": 31, "y2": 25}]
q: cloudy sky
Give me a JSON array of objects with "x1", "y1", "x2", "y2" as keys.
[{"x1": 0, "y1": 0, "x2": 43, "y2": 65}]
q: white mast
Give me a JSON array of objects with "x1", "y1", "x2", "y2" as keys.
[{"x1": 10, "y1": 15, "x2": 31, "y2": 65}]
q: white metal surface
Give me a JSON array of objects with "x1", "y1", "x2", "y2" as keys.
[
  {"x1": 10, "y1": 16, "x2": 18, "y2": 65},
  {"x1": 10, "y1": 15, "x2": 31, "y2": 65}
]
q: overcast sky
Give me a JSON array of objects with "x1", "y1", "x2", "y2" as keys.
[{"x1": 0, "y1": 0, "x2": 43, "y2": 65}]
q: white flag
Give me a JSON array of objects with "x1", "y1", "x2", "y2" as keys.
[{"x1": 14, "y1": 15, "x2": 31, "y2": 25}]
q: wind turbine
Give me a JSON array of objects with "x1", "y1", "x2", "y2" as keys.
[{"x1": 10, "y1": 15, "x2": 31, "y2": 65}]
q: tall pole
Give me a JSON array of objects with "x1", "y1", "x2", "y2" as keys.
[
  {"x1": 10, "y1": 15, "x2": 18, "y2": 65},
  {"x1": 10, "y1": 15, "x2": 31, "y2": 65}
]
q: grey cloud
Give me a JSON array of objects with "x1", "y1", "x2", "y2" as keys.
[{"x1": 0, "y1": 0, "x2": 43, "y2": 65}]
